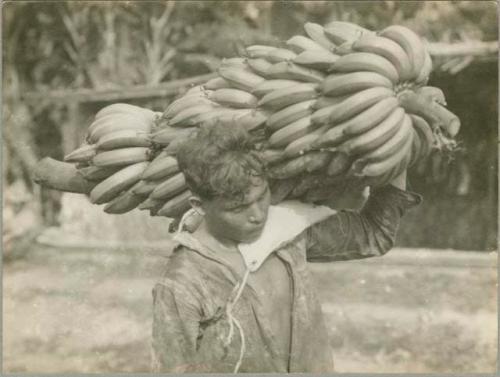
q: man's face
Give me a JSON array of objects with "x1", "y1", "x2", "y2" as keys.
[{"x1": 201, "y1": 177, "x2": 271, "y2": 244}]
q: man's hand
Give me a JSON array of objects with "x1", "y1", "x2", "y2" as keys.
[{"x1": 389, "y1": 169, "x2": 407, "y2": 191}]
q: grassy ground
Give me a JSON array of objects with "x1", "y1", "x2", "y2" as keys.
[{"x1": 3, "y1": 243, "x2": 497, "y2": 373}]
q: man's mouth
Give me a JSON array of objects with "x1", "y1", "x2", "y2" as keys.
[{"x1": 246, "y1": 226, "x2": 264, "y2": 239}]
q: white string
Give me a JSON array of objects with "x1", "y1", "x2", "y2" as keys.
[
  {"x1": 224, "y1": 267, "x2": 251, "y2": 373},
  {"x1": 232, "y1": 315, "x2": 246, "y2": 373}
]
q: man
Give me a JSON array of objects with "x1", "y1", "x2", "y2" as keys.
[{"x1": 151, "y1": 123, "x2": 421, "y2": 373}]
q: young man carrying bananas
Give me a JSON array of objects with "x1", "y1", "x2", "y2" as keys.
[{"x1": 151, "y1": 123, "x2": 421, "y2": 373}]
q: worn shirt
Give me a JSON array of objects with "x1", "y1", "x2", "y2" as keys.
[{"x1": 151, "y1": 185, "x2": 421, "y2": 373}]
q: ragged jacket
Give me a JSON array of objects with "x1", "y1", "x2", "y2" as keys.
[{"x1": 151, "y1": 185, "x2": 421, "y2": 373}]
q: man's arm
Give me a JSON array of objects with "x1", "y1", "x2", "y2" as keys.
[
  {"x1": 151, "y1": 280, "x2": 202, "y2": 373},
  {"x1": 306, "y1": 170, "x2": 421, "y2": 262}
]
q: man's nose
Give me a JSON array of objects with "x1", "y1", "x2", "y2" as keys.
[{"x1": 248, "y1": 205, "x2": 265, "y2": 224}]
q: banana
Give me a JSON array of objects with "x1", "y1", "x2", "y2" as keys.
[
  {"x1": 337, "y1": 107, "x2": 405, "y2": 155},
  {"x1": 132, "y1": 178, "x2": 166, "y2": 196},
  {"x1": 410, "y1": 114, "x2": 434, "y2": 158},
  {"x1": 88, "y1": 115, "x2": 152, "y2": 143},
  {"x1": 326, "y1": 151, "x2": 351, "y2": 176},
  {"x1": 95, "y1": 103, "x2": 155, "y2": 121},
  {"x1": 138, "y1": 197, "x2": 165, "y2": 211},
  {"x1": 311, "y1": 122, "x2": 349, "y2": 149},
  {"x1": 203, "y1": 109, "x2": 253, "y2": 127},
  {"x1": 258, "y1": 83, "x2": 319, "y2": 110},
  {"x1": 103, "y1": 187, "x2": 146, "y2": 214},
  {"x1": 305, "y1": 151, "x2": 332, "y2": 172},
  {"x1": 90, "y1": 161, "x2": 149, "y2": 204},
  {"x1": 150, "y1": 126, "x2": 196, "y2": 146},
  {"x1": 96, "y1": 129, "x2": 151, "y2": 150},
  {"x1": 415, "y1": 86, "x2": 446, "y2": 106},
  {"x1": 150, "y1": 172, "x2": 187, "y2": 200},
  {"x1": 333, "y1": 40, "x2": 355, "y2": 56},
  {"x1": 269, "y1": 116, "x2": 318, "y2": 148},
  {"x1": 218, "y1": 66, "x2": 265, "y2": 92},
  {"x1": 209, "y1": 88, "x2": 258, "y2": 108},
  {"x1": 322, "y1": 71, "x2": 393, "y2": 96},
  {"x1": 266, "y1": 99, "x2": 315, "y2": 131},
  {"x1": 312, "y1": 95, "x2": 351, "y2": 110},
  {"x1": 252, "y1": 79, "x2": 299, "y2": 97},
  {"x1": 78, "y1": 165, "x2": 122, "y2": 181},
  {"x1": 352, "y1": 113, "x2": 413, "y2": 172},
  {"x1": 293, "y1": 49, "x2": 339, "y2": 70},
  {"x1": 328, "y1": 87, "x2": 395, "y2": 124},
  {"x1": 92, "y1": 147, "x2": 151, "y2": 167},
  {"x1": 204, "y1": 77, "x2": 232, "y2": 90},
  {"x1": 260, "y1": 149, "x2": 287, "y2": 165},
  {"x1": 304, "y1": 22, "x2": 337, "y2": 51},
  {"x1": 162, "y1": 92, "x2": 213, "y2": 120},
  {"x1": 310, "y1": 103, "x2": 339, "y2": 125},
  {"x1": 88, "y1": 111, "x2": 146, "y2": 135},
  {"x1": 311, "y1": 86, "x2": 394, "y2": 126},
  {"x1": 286, "y1": 35, "x2": 329, "y2": 53},
  {"x1": 363, "y1": 151, "x2": 408, "y2": 187},
  {"x1": 331, "y1": 52, "x2": 399, "y2": 84},
  {"x1": 379, "y1": 25, "x2": 426, "y2": 80},
  {"x1": 266, "y1": 61, "x2": 325, "y2": 83},
  {"x1": 265, "y1": 48, "x2": 298, "y2": 63},
  {"x1": 247, "y1": 58, "x2": 273, "y2": 77},
  {"x1": 324, "y1": 21, "x2": 373, "y2": 45},
  {"x1": 168, "y1": 104, "x2": 217, "y2": 127},
  {"x1": 342, "y1": 96, "x2": 400, "y2": 135},
  {"x1": 157, "y1": 190, "x2": 192, "y2": 218},
  {"x1": 268, "y1": 151, "x2": 330, "y2": 179},
  {"x1": 142, "y1": 154, "x2": 179, "y2": 180},
  {"x1": 359, "y1": 127, "x2": 413, "y2": 177},
  {"x1": 352, "y1": 34, "x2": 413, "y2": 81},
  {"x1": 245, "y1": 45, "x2": 278, "y2": 59},
  {"x1": 220, "y1": 57, "x2": 247, "y2": 69},
  {"x1": 408, "y1": 127, "x2": 423, "y2": 167},
  {"x1": 238, "y1": 109, "x2": 270, "y2": 131},
  {"x1": 283, "y1": 124, "x2": 328, "y2": 157},
  {"x1": 398, "y1": 90, "x2": 460, "y2": 137},
  {"x1": 415, "y1": 50, "x2": 433, "y2": 85},
  {"x1": 390, "y1": 145, "x2": 412, "y2": 181},
  {"x1": 190, "y1": 107, "x2": 234, "y2": 126},
  {"x1": 64, "y1": 143, "x2": 97, "y2": 163}
]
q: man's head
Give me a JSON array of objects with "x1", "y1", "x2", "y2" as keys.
[{"x1": 176, "y1": 123, "x2": 271, "y2": 243}]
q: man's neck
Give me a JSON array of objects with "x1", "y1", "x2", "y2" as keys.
[{"x1": 193, "y1": 220, "x2": 239, "y2": 255}]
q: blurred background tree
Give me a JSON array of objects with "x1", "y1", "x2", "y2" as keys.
[{"x1": 2, "y1": 0, "x2": 497, "y2": 250}]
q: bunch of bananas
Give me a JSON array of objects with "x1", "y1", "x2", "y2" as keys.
[
  {"x1": 64, "y1": 103, "x2": 160, "y2": 214},
  {"x1": 61, "y1": 21, "x2": 460, "y2": 219}
]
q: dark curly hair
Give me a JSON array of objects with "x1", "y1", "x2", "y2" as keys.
[{"x1": 176, "y1": 122, "x2": 266, "y2": 202}]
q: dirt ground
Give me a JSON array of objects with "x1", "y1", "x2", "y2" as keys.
[{"x1": 3, "y1": 242, "x2": 497, "y2": 373}]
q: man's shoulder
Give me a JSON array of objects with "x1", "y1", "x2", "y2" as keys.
[{"x1": 157, "y1": 244, "x2": 206, "y2": 284}]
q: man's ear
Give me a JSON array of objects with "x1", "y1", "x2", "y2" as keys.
[{"x1": 189, "y1": 195, "x2": 205, "y2": 216}]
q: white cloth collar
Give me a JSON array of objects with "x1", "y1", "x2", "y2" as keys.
[{"x1": 237, "y1": 200, "x2": 336, "y2": 272}]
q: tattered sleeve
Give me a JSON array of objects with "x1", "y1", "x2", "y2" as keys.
[
  {"x1": 151, "y1": 279, "x2": 202, "y2": 373},
  {"x1": 306, "y1": 185, "x2": 422, "y2": 262}
]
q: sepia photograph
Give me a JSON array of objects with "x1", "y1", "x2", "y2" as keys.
[{"x1": 2, "y1": 0, "x2": 498, "y2": 374}]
